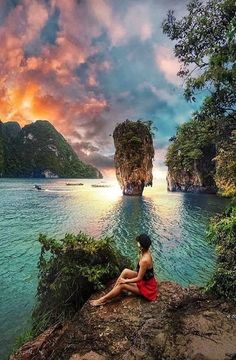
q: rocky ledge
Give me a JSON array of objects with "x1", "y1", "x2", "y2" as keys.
[{"x1": 11, "y1": 281, "x2": 236, "y2": 360}]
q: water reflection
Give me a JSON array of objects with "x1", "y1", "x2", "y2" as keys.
[
  {"x1": 0, "y1": 179, "x2": 230, "y2": 359},
  {"x1": 100, "y1": 192, "x2": 229, "y2": 286}
]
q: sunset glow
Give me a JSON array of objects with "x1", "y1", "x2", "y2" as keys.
[{"x1": 0, "y1": 0, "x2": 200, "y2": 176}]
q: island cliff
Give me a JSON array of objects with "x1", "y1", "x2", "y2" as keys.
[
  {"x1": 0, "y1": 120, "x2": 102, "y2": 179},
  {"x1": 166, "y1": 119, "x2": 236, "y2": 195},
  {"x1": 166, "y1": 144, "x2": 217, "y2": 193},
  {"x1": 165, "y1": 120, "x2": 219, "y2": 194},
  {"x1": 113, "y1": 120, "x2": 154, "y2": 196}
]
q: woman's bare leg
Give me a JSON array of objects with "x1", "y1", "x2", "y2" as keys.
[
  {"x1": 90, "y1": 283, "x2": 140, "y2": 306},
  {"x1": 114, "y1": 268, "x2": 137, "y2": 287}
]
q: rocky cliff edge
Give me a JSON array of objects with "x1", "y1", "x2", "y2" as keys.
[{"x1": 10, "y1": 281, "x2": 236, "y2": 360}]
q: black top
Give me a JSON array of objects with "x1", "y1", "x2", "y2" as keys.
[{"x1": 136, "y1": 262, "x2": 154, "y2": 281}]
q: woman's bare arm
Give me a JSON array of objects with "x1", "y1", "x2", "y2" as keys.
[{"x1": 119, "y1": 260, "x2": 148, "y2": 284}]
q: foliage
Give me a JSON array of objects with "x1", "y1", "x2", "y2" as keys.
[
  {"x1": 205, "y1": 200, "x2": 236, "y2": 302},
  {"x1": 165, "y1": 115, "x2": 236, "y2": 193},
  {"x1": 165, "y1": 118, "x2": 216, "y2": 177},
  {"x1": 163, "y1": 0, "x2": 236, "y2": 195},
  {"x1": 114, "y1": 119, "x2": 155, "y2": 154},
  {"x1": 12, "y1": 329, "x2": 34, "y2": 352},
  {"x1": 214, "y1": 130, "x2": 236, "y2": 197},
  {"x1": 162, "y1": 0, "x2": 236, "y2": 119},
  {"x1": 141, "y1": 119, "x2": 158, "y2": 138},
  {"x1": 32, "y1": 232, "x2": 132, "y2": 336},
  {"x1": 0, "y1": 120, "x2": 101, "y2": 178}
]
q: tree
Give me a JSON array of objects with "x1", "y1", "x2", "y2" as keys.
[
  {"x1": 214, "y1": 130, "x2": 236, "y2": 196},
  {"x1": 162, "y1": 0, "x2": 236, "y2": 120},
  {"x1": 163, "y1": 0, "x2": 236, "y2": 196},
  {"x1": 206, "y1": 201, "x2": 236, "y2": 302}
]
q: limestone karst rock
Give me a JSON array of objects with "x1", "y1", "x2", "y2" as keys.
[
  {"x1": 113, "y1": 119, "x2": 154, "y2": 195},
  {"x1": 0, "y1": 120, "x2": 102, "y2": 178},
  {"x1": 166, "y1": 144, "x2": 217, "y2": 193}
]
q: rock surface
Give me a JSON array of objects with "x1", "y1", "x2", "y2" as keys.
[
  {"x1": 113, "y1": 120, "x2": 154, "y2": 196},
  {"x1": 166, "y1": 144, "x2": 217, "y2": 194},
  {"x1": 11, "y1": 281, "x2": 236, "y2": 360}
]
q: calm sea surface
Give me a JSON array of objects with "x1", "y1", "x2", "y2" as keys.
[{"x1": 0, "y1": 178, "x2": 229, "y2": 359}]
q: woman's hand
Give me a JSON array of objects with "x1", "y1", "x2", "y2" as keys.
[{"x1": 117, "y1": 277, "x2": 127, "y2": 284}]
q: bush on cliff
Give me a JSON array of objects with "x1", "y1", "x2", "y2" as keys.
[
  {"x1": 205, "y1": 200, "x2": 236, "y2": 302},
  {"x1": 163, "y1": 0, "x2": 236, "y2": 195},
  {"x1": 166, "y1": 118, "x2": 217, "y2": 174},
  {"x1": 166, "y1": 116, "x2": 236, "y2": 194},
  {"x1": 32, "y1": 232, "x2": 132, "y2": 336},
  {"x1": 214, "y1": 130, "x2": 236, "y2": 197}
]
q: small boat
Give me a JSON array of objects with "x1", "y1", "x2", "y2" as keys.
[
  {"x1": 91, "y1": 184, "x2": 111, "y2": 188},
  {"x1": 34, "y1": 184, "x2": 42, "y2": 190},
  {"x1": 66, "y1": 182, "x2": 84, "y2": 186}
]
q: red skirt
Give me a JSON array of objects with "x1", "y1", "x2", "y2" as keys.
[{"x1": 137, "y1": 277, "x2": 158, "y2": 301}]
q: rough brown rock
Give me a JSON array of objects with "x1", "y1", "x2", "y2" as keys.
[
  {"x1": 113, "y1": 120, "x2": 154, "y2": 196},
  {"x1": 10, "y1": 281, "x2": 236, "y2": 360},
  {"x1": 166, "y1": 144, "x2": 217, "y2": 193}
]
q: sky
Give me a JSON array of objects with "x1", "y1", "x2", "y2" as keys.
[{"x1": 0, "y1": 0, "x2": 202, "y2": 179}]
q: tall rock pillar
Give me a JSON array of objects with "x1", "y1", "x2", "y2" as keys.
[{"x1": 113, "y1": 119, "x2": 154, "y2": 196}]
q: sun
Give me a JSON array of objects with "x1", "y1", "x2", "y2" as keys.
[{"x1": 22, "y1": 98, "x2": 32, "y2": 109}]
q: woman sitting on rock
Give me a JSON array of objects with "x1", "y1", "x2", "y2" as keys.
[{"x1": 90, "y1": 234, "x2": 158, "y2": 306}]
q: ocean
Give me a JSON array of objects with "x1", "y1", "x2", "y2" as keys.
[{"x1": 0, "y1": 178, "x2": 229, "y2": 359}]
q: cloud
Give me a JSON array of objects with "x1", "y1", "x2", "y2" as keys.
[
  {"x1": 154, "y1": 45, "x2": 181, "y2": 85},
  {"x1": 0, "y1": 0, "x2": 200, "y2": 177},
  {"x1": 88, "y1": 0, "x2": 126, "y2": 46},
  {"x1": 72, "y1": 140, "x2": 114, "y2": 177}
]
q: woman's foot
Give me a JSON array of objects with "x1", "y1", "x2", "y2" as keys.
[{"x1": 89, "y1": 298, "x2": 107, "y2": 307}]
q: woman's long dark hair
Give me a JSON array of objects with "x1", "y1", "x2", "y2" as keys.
[{"x1": 136, "y1": 234, "x2": 151, "y2": 251}]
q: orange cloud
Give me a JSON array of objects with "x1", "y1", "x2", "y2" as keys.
[
  {"x1": 0, "y1": 0, "x2": 110, "y2": 143},
  {"x1": 0, "y1": 0, "x2": 49, "y2": 77},
  {"x1": 0, "y1": 75, "x2": 108, "y2": 141}
]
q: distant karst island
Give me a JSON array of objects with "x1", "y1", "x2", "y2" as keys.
[
  {"x1": 0, "y1": 120, "x2": 102, "y2": 179},
  {"x1": 113, "y1": 119, "x2": 154, "y2": 196}
]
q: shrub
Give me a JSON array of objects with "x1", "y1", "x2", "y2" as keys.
[
  {"x1": 214, "y1": 130, "x2": 236, "y2": 197},
  {"x1": 32, "y1": 232, "x2": 132, "y2": 336},
  {"x1": 205, "y1": 200, "x2": 236, "y2": 302}
]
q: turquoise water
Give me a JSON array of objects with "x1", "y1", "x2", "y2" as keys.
[{"x1": 0, "y1": 178, "x2": 229, "y2": 359}]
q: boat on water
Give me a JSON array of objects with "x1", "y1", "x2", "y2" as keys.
[
  {"x1": 66, "y1": 182, "x2": 84, "y2": 186},
  {"x1": 91, "y1": 184, "x2": 111, "y2": 188},
  {"x1": 34, "y1": 184, "x2": 42, "y2": 190}
]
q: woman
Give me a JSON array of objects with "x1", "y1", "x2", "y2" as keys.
[{"x1": 89, "y1": 234, "x2": 158, "y2": 306}]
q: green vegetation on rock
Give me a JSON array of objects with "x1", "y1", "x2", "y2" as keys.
[
  {"x1": 214, "y1": 130, "x2": 236, "y2": 197},
  {"x1": 164, "y1": 0, "x2": 236, "y2": 301},
  {"x1": 166, "y1": 116, "x2": 236, "y2": 194},
  {"x1": 113, "y1": 119, "x2": 155, "y2": 195},
  {"x1": 32, "y1": 232, "x2": 132, "y2": 336},
  {"x1": 163, "y1": 0, "x2": 236, "y2": 195},
  {"x1": 0, "y1": 120, "x2": 102, "y2": 178},
  {"x1": 205, "y1": 200, "x2": 236, "y2": 302},
  {"x1": 166, "y1": 118, "x2": 216, "y2": 175}
]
